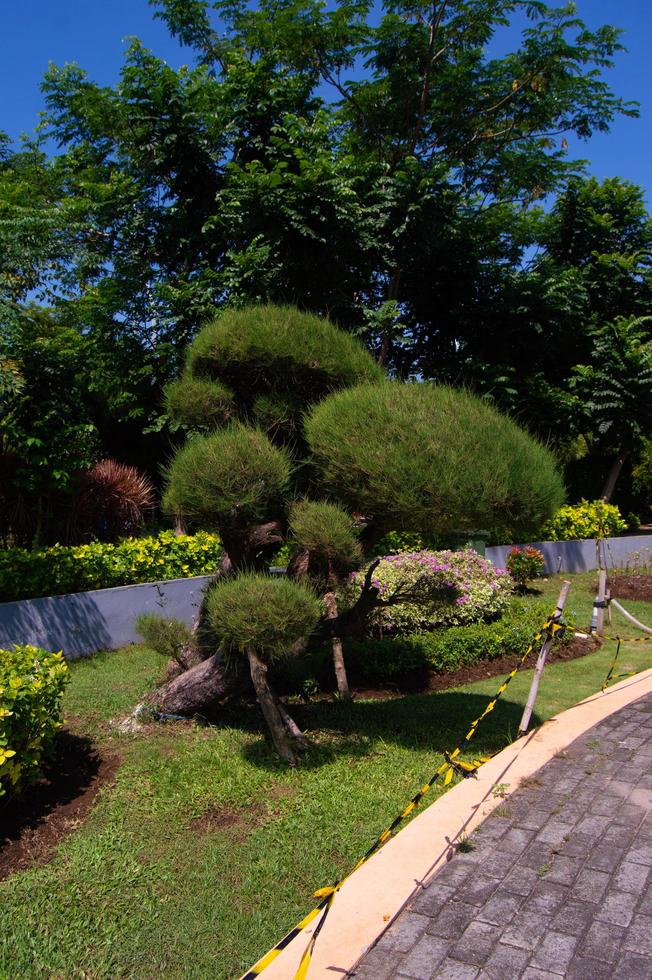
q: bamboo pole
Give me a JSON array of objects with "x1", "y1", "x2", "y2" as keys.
[
  {"x1": 518, "y1": 580, "x2": 571, "y2": 737},
  {"x1": 611, "y1": 598, "x2": 652, "y2": 636}
]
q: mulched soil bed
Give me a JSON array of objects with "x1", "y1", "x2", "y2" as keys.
[
  {"x1": 608, "y1": 574, "x2": 652, "y2": 604},
  {"x1": 342, "y1": 633, "x2": 601, "y2": 700},
  {"x1": 0, "y1": 729, "x2": 119, "y2": 882}
]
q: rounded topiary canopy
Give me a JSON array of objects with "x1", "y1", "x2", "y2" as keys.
[
  {"x1": 206, "y1": 573, "x2": 321, "y2": 661},
  {"x1": 289, "y1": 500, "x2": 362, "y2": 568},
  {"x1": 165, "y1": 377, "x2": 235, "y2": 431},
  {"x1": 186, "y1": 304, "x2": 383, "y2": 407},
  {"x1": 163, "y1": 422, "x2": 292, "y2": 528},
  {"x1": 305, "y1": 382, "x2": 564, "y2": 540}
]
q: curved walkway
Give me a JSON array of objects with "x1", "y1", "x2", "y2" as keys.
[{"x1": 353, "y1": 692, "x2": 652, "y2": 979}]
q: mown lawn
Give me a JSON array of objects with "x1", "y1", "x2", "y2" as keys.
[{"x1": 2, "y1": 571, "x2": 652, "y2": 979}]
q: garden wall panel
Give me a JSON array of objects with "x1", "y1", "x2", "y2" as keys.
[
  {"x1": 0, "y1": 575, "x2": 212, "y2": 659},
  {"x1": 486, "y1": 533, "x2": 652, "y2": 574}
]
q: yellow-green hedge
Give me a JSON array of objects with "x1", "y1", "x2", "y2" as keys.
[
  {"x1": 540, "y1": 499, "x2": 627, "y2": 541},
  {"x1": 0, "y1": 645, "x2": 69, "y2": 798},
  {"x1": 0, "y1": 531, "x2": 222, "y2": 603}
]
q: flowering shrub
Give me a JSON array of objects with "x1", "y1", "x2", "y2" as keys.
[
  {"x1": 506, "y1": 546, "x2": 545, "y2": 589},
  {"x1": 541, "y1": 499, "x2": 627, "y2": 541},
  {"x1": 0, "y1": 530, "x2": 222, "y2": 602},
  {"x1": 342, "y1": 549, "x2": 512, "y2": 636},
  {"x1": 0, "y1": 645, "x2": 69, "y2": 798}
]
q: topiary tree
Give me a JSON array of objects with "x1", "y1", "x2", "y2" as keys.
[
  {"x1": 205, "y1": 574, "x2": 321, "y2": 763},
  {"x1": 147, "y1": 304, "x2": 563, "y2": 758},
  {"x1": 287, "y1": 500, "x2": 362, "y2": 698}
]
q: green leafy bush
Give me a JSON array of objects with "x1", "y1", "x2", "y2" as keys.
[
  {"x1": 0, "y1": 530, "x2": 222, "y2": 602},
  {"x1": 305, "y1": 382, "x2": 564, "y2": 540},
  {"x1": 506, "y1": 546, "x2": 545, "y2": 589},
  {"x1": 342, "y1": 602, "x2": 567, "y2": 680},
  {"x1": 0, "y1": 645, "x2": 69, "y2": 798},
  {"x1": 206, "y1": 573, "x2": 321, "y2": 661},
  {"x1": 342, "y1": 550, "x2": 512, "y2": 636},
  {"x1": 541, "y1": 499, "x2": 627, "y2": 541}
]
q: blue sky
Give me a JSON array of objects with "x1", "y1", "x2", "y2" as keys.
[{"x1": 2, "y1": 0, "x2": 651, "y2": 202}]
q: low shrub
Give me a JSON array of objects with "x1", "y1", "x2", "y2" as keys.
[
  {"x1": 0, "y1": 645, "x2": 69, "y2": 798},
  {"x1": 541, "y1": 499, "x2": 627, "y2": 541},
  {"x1": 0, "y1": 530, "x2": 222, "y2": 603},
  {"x1": 506, "y1": 546, "x2": 545, "y2": 590},
  {"x1": 343, "y1": 601, "x2": 568, "y2": 680},
  {"x1": 342, "y1": 550, "x2": 512, "y2": 636},
  {"x1": 135, "y1": 614, "x2": 191, "y2": 666}
]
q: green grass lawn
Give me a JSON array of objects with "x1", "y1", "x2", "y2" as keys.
[{"x1": 2, "y1": 571, "x2": 652, "y2": 979}]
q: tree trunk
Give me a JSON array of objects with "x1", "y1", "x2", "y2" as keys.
[
  {"x1": 601, "y1": 451, "x2": 629, "y2": 502},
  {"x1": 246, "y1": 646, "x2": 297, "y2": 765},
  {"x1": 324, "y1": 592, "x2": 350, "y2": 700},
  {"x1": 153, "y1": 651, "x2": 245, "y2": 715}
]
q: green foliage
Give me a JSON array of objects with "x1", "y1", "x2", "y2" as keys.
[
  {"x1": 0, "y1": 646, "x2": 69, "y2": 798},
  {"x1": 305, "y1": 382, "x2": 564, "y2": 540},
  {"x1": 343, "y1": 550, "x2": 512, "y2": 635},
  {"x1": 541, "y1": 499, "x2": 627, "y2": 541},
  {"x1": 163, "y1": 423, "x2": 292, "y2": 529},
  {"x1": 186, "y1": 304, "x2": 382, "y2": 418},
  {"x1": 205, "y1": 573, "x2": 321, "y2": 662},
  {"x1": 134, "y1": 614, "x2": 191, "y2": 664},
  {"x1": 342, "y1": 602, "x2": 568, "y2": 681},
  {"x1": 506, "y1": 547, "x2": 545, "y2": 588},
  {"x1": 164, "y1": 377, "x2": 235, "y2": 432},
  {"x1": 288, "y1": 500, "x2": 362, "y2": 569},
  {"x1": 0, "y1": 530, "x2": 222, "y2": 602}
]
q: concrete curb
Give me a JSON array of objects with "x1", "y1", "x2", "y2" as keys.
[{"x1": 259, "y1": 667, "x2": 652, "y2": 979}]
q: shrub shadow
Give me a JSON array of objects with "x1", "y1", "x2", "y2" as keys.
[{"x1": 238, "y1": 690, "x2": 542, "y2": 771}]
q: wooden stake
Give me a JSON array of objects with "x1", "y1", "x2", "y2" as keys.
[
  {"x1": 596, "y1": 569, "x2": 607, "y2": 634},
  {"x1": 518, "y1": 580, "x2": 571, "y2": 737}
]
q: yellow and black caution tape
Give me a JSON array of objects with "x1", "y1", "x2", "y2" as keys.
[
  {"x1": 240, "y1": 616, "x2": 565, "y2": 980},
  {"x1": 601, "y1": 637, "x2": 638, "y2": 691}
]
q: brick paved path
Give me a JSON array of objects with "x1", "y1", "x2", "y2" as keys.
[{"x1": 352, "y1": 691, "x2": 652, "y2": 979}]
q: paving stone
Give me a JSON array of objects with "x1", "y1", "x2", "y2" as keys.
[
  {"x1": 594, "y1": 887, "x2": 639, "y2": 926},
  {"x1": 585, "y1": 841, "x2": 628, "y2": 873},
  {"x1": 614, "y1": 860, "x2": 650, "y2": 894},
  {"x1": 411, "y1": 884, "x2": 457, "y2": 918},
  {"x1": 558, "y1": 833, "x2": 595, "y2": 859},
  {"x1": 529, "y1": 931, "x2": 578, "y2": 973},
  {"x1": 521, "y1": 970, "x2": 561, "y2": 980},
  {"x1": 393, "y1": 934, "x2": 450, "y2": 978},
  {"x1": 565, "y1": 955, "x2": 619, "y2": 979},
  {"x1": 627, "y1": 839, "x2": 652, "y2": 866},
  {"x1": 543, "y1": 855, "x2": 582, "y2": 886},
  {"x1": 500, "y1": 827, "x2": 535, "y2": 853},
  {"x1": 426, "y1": 903, "x2": 477, "y2": 940},
  {"x1": 432, "y1": 859, "x2": 478, "y2": 889},
  {"x1": 501, "y1": 911, "x2": 551, "y2": 951},
  {"x1": 451, "y1": 921, "x2": 501, "y2": 966},
  {"x1": 475, "y1": 889, "x2": 523, "y2": 926},
  {"x1": 605, "y1": 779, "x2": 634, "y2": 798},
  {"x1": 590, "y1": 794, "x2": 628, "y2": 817},
  {"x1": 537, "y1": 820, "x2": 577, "y2": 846},
  {"x1": 574, "y1": 814, "x2": 612, "y2": 839},
  {"x1": 482, "y1": 942, "x2": 531, "y2": 979},
  {"x1": 581, "y1": 919, "x2": 623, "y2": 964},
  {"x1": 519, "y1": 841, "x2": 556, "y2": 870},
  {"x1": 571, "y1": 868, "x2": 611, "y2": 903},
  {"x1": 613, "y1": 953, "x2": 652, "y2": 979},
  {"x1": 502, "y1": 865, "x2": 539, "y2": 897},
  {"x1": 433, "y1": 958, "x2": 479, "y2": 979},
  {"x1": 623, "y1": 913, "x2": 652, "y2": 956},
  {"x1": 550, "y1": 900, "x2": 595, "y2": 937},
  {"x1": 351, "y1": 948, "x2": 404, "y2": 979},
  {"x1": 525, "y1": 880, "x2": 569, "y2": 915},
  {"x1": 376, "y1": 911, "x2": 431, "y2": 952},
  {"x1": 456, "y1": 873, "x2": 500, "y2": 908},
  {"x1": 613, "y1": 803, "x2": 648, "y2": 828}
]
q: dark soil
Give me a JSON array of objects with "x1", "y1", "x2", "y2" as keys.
[
  {"x1": 345, "y1": 634, "x2": 601, "y2": 700},
  {"x1": 609, "y1": 574, "x2": 652, "y2": 604},
  {"x1": 0, "y1": 729, "x2": 119, "y2": 881}
]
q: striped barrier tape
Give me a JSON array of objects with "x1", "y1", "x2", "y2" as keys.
[{"x1": 239, "y1": 616, "x2": 565, "y2": 980}]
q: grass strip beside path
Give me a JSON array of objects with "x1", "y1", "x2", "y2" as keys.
[{"x1": 2, "y1": 572, "x2": 652, "y2": 979}]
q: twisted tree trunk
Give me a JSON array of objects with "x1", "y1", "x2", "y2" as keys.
[
  {"x1": 324, "y1": 592, "x2": 350, "y2": 700},
  {"x1": 246, "y1": 646, "x2": 297, "y2": 765}
]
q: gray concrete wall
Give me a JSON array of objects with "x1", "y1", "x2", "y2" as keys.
[
  {"x1": 486, "y1": 534, "x2": 652, "y2": 574},
  {"x1": 0, "y1": 575, "x2": 213, "y2": 659}
]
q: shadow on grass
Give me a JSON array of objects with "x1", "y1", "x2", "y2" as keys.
[{"x1": 235, "y1": 690, "x2": 542, "y2": 771}]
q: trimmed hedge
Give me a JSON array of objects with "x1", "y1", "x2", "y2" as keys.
[
  {"x1": 541, "y1": 499, "x2": 627, "y2": 541},
  {"x1": 276, "y1": 602, "x2": 567, "y2": 689},
  {"x1": 0, "y1": 645, "x2": 69, "y2": 798},
  {"x1": 0, "y1": 530, "x2": 222, "y2": 603}
]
